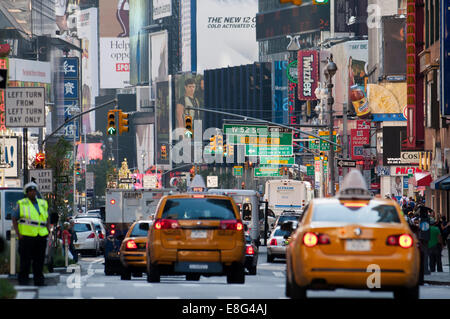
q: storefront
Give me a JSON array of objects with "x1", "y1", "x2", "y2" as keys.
[{"x1": 429, "y1": 174, "x2": 450, "y2": 220}]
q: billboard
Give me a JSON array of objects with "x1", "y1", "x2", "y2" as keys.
[
  {"x1": 77, "y1": 8, "x2": 99, "y2": 134},
  {"x1": 272, "y1": 61, "x2": 289, "y2": 125},
  {"x1": 181, "y1": 0, "x2": 195, "y2": 72},
  {"x1": 328, "y1": 40, "x2": 368, "y2": 117},
  {"x1": 368, "y1": 82, "x2": 407, "y2": 115},
  {"x1": 441, "y1": 0, "x2": 450, "y2": 116},
  {"x1": 0, "y1": 136, "x2": 19, "y2": 178},
  {"x1": 297, "y1": 50, "x2": 319, "y2": 101},
  {"x1": 149, "y1": 31, "x2": 169, "y2": 99},
  {"x1": 383, "y1": 126, "x2": 407, "y2": 165},
  {"x1": 382, "y1": 17, "x2": 406, "y2": 77},
  {"x1": 155, "y1": 80, "x2": 171, "y2": 167},
  {"x1": 173, "y1": 73, "x2": 204, "y2": 134},
  {"x1": 334, "y1": 0, "x2": 368, "y2": 36},
  {"x1": 99, "y1": 0, "x2": 130, "y2": 89},
  {"x1": 196, "y1": 0, "x2": 258, "y2": 72}
]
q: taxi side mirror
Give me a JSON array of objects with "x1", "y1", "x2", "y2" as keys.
[{"x1": 139, "y1": 223, "x2": 149, "y2": 231}]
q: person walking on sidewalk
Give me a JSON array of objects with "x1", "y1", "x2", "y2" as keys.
[
  {"x1": 428, "y1": 218, "x2": 443, "y2": 272},
  {"x1": 416, "y1": 204, "x2": 433, "y2": 276},
  {"x1": 68, "y1": 220, "x2": 78, "y2": 263}
]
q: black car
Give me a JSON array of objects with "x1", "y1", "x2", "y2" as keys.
[{"x1": 244, "y1": 235, "x2": 258, "y2": 275}]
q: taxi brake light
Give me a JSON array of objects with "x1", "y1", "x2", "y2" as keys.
[
  {"x1": 126, "y1": 240, "x2": 138, "y2": 250},
  {"x1": 318, "y1": 234, "x2": 331, "y2": 245},
  {"x1": 246, "y1": 245, "x2": 254, "y2": 255},
  {"x1": 303, "y1": 232, "x2": 318, "y2": 247},
  {"x1": 398, "y1": 234, "x2": 413, "y2": 248},
  {"x1": 220, "y1": 220, "x2": 243, "y2": 231},
  {"x1": 154, "y1": 219, "x2": 179, "y2": 230}
]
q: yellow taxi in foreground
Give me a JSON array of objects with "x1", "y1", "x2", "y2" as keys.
[
  {"x1": 146, "y1": 193, "x2": 246, "y2": 284},
  {"x1": 119, "y1": 220, "x2": 153, "y2": 280},
  {"x1": 285, "y1": 170, "x2": 420, "y2": 299}
]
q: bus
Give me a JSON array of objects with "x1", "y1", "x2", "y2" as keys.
[{"x1": 263, "y1": 179, "x2": 313, "y2": 216}]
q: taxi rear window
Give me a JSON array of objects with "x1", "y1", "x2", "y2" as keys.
[
  {"x1": 312, "y1": 203, "x2": 401, "y2": 223},
  {"x1": 161, "y1": 198, "x2": 236, "y2": 220},
  {"x1": 130, "y1": 223, "x2": 150, "y2": 237}
]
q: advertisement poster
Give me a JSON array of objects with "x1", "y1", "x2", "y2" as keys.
[
  {"x1": 181, "y1": 0, "x2": 193, "y2": 72},
  {"x1": 77, "y1": 8, "x2": 99, "y2": 134},
  {"x1": 329, "y1": 40, "x2": 368, "y2": 117},
  {"x1": 272, "y1": 61, "x2": 289, "y2": 125},
  {"x1": 173, "y1": 73, "x2": 204, "y2": 135},
  {"x1": 350, "y1": 127, "x2": 370, "y2": 160},
  {"x1": 1, "y1": 136, "x2": 19, "y2": 178},
  {"x1": 149, "y1": 31, "x2": 168, "y2": 99},
  {"x1": 153, "y1": 0, "x2": 172, "y2": 20},
  {"x1": 368, "y1": 82, "x2": 407, "y2": 115},
  {"x1": 196, "y1": 0, "x2": 258, "y2": 72},
  {"x1": 99, "y1": 0, "x2": 130, "y2": 89},
  {"x1": 136, "y1": 123, "x2": 154, "y2": 172},
  {"x1": 155, "y1": 80, "x2": 171, "y2": 167},
  {"x1": 297, "y1": 50, "x2": 319, "y2": 101}
]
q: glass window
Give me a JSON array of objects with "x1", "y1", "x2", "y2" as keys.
[
  {"x1": 277, "y1": 215, "x2": 300, "y2": 225},
  {"x1": 312, "y1": 202, "x2": 401, "y2": 224},
  {"x1": 5, "y1": 191, "x2": 24, "y2": 220},
  {"x1": 74, "y1": 223, "x2": 92, "y2": 232},
  {"x1": 130, "y1": 223, "x2": 150, "y2": 237},
  {"x1": 274, "y1": 228, "x2": 291, "y2": 237},
  {"x1": 161, "y1": 198, "x2": 236, "y2": 220}
]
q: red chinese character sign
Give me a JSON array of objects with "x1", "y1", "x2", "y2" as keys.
[{"x1": 351, "y1": 127, "x2": 370, "y2": 160}]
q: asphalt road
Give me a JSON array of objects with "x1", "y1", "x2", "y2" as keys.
[{"x1": 34, "y1": 247, "x2": 450, "y2": 300}]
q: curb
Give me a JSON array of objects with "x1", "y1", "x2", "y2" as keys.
[
  {"x1": 0, "y1": 273, "x2": 60, "y2": 286},
  {"x1": 423, "y1": 280, "x2": 450, "y2": 286}
]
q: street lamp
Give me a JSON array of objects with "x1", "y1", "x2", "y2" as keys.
[{"x1": 324, "y1": 56, "x2": 337, "y2": 196}]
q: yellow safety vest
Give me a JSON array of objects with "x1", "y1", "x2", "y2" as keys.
[{"x1": 17, "y1": 198, "x2": 49, "y2": 237}]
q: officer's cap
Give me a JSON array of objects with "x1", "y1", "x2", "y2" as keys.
[{"x1": 24, "y1": 182, "x2": 38, "y2": 194}]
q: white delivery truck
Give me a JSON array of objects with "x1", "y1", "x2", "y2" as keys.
[
  {"x1": 263, "y1": 179, "x2": 313, "y2": 217},
  {"x1": 104, "y1": 188, "x2": 177, "y2": 275}
]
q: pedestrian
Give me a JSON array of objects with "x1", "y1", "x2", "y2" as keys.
[
  {"x1": 428, "y1": 218, "x2": 443, "y2": 272},
  {"x1": 68, "y1": 219, "x2": 78, "y2": 263},
  {"x1": 409, "y1": 197, "x2": 415, "y2": 211},
  {"x1": 417, "y1": 204, "x2": 433, "y2": 277},
  {"x1": 11, "y1": 182, "x2": 50, "y2": 286},
  {"x1": 62, "y1": 222, "x2": 71, "y2": 257}
]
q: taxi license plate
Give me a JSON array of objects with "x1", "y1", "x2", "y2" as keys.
[
  {"x1": 191, "y1": 230, "x2": 207, "y2": 239},
  {"x1": 345, "y1": 240, "x2": 371, "y2": 251}
]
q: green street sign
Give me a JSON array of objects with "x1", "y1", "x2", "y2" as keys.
[
  {"x1": 233, "y1": 166, "x2": 243, "y2": 177},
  {"x1": 260, "y1": 156, "x2": 295, "y2": 166},
  {"x1": 307, "y1": 165, "x2": 315, "y2": 176},
  {"x1": 254, "y1": 166, "x2": 282, "y2": 177},
  {"x1": 246, "y1": 145, "x2": 293, "y2": 156},
  {"x1": 319, "y1": 131, "x2": 337, "y2": 151},
  {"x1": 224, "y1": 124, "x2": 293, "y2": 146},
  {"x1": 308, "y1": 136, "x2": 320, "y2": 150}
]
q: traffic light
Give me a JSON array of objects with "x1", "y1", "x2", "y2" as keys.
[
  {"x1": 228, "y1": 144, "x2": 234, "y2": 157},
  {"x1": 185, "y1": 115, "x2": 193, "y2": 138},
  {"x1": 216, "y1": 135, "x2": 223, "y2": 153},
  {"x1": 312, "y1": 0, "x2": 329, "y2": 4},
  {"x1": 35, "y1": 152, "x2": 45, "y2": 168},
  {"x1": 279, "y1": 0, "x2": 302, "y2": 5},
  {"x1": 190, "y1": 165, "x2": 195, "y2": 181},
  {"x1": 209, "y1": 135, "x2": 217, "y2": 151},
  {"x1": 107, "y1": 110, "x2": 117, "y2": 135},
  {"x1": 118, "y1": 110, "x2": 129, "y2": 135},
  {"x1": 75, "y1": 162, "x2": 81, "y2": 175},
  {"x1": 161, "y1": 145, "x2": 167, "y2": 159}
]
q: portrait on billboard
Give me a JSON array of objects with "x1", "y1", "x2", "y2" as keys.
[
  {"x1": 391, "y1": 176, "x2": 404, "y2": 197},
  {"x1": 117, "y1": 0, "x2": 130, "y2": 37},
  {"x1": 174, "y1": 74, "x2": 204, "y2": 132}
]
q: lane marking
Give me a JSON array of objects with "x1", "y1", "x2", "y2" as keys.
[
  {"x1": 273, "y1": 271, "x2": 284, "y2": 277},
  {"x1": 157, "y1": 296, "x2": 181, "y2": 299}
]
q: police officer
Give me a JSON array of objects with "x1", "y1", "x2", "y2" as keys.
[{"x1": 12, "y1": 182, "x2": 50, "y2": 286}]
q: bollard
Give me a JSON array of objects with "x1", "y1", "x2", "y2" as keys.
[
  {"x1": 65, "y1": 242, "x2": 69, "y2": 267},
  {"x1": 10, "y1": 229, "x2": 16, "y2": 276}
]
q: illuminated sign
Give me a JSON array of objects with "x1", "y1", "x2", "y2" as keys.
[{"x1": 405, "y1": 0, "x2": 416, "y2": 147}]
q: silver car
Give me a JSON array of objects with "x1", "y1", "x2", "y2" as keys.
[
  {"x1": 73, "y1": 220, "x2": 100, "y2": 256},
  {"x1": 266, "y1": 226, "x2": 292, "y2": 263}
]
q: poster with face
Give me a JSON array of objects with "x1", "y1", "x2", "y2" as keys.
[{"x1": 391, "y1": 175, "x2": 404, "y2": 198}]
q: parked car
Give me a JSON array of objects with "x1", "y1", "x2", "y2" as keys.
[
  {"x1": 73, "y1": 220, "x2": 101, "y2": 256},
  {"x1": 244, "y1": 234, "x2": 258, "y2": 275},
  {"x1": 274, "y1": 211, "x2": 302, "y2": 229}
]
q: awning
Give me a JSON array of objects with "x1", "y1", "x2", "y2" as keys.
[
  {"x1": 414, "y1": 172, "x2": 432, "y2": 187},
  {"x1": 431, "y1": 174, "x2": 450, "y2": 190}
]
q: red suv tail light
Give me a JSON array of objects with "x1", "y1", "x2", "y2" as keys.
[
  {"x1": 269, "y1": 238, "x2": 277, "y2": 246},
  {"x1": 98, "y1": 233, "x2": 104, "y2": 239},
  {"x1": 154, "y1": 219, "x2": 179, "y2": 230},
  {"x1": 220, "y1": 220, "x2": 243, "y2": 231},
  {"x1": 387, "y1": 234, "x2": 413, "y2": 248},
  {"x1": 126, "y1": 240, "x2": 138, "y2": 250},
  {"x1": 87, "y1": 232, "x2": 96, "y2": 239}
]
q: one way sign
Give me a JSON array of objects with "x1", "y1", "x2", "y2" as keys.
[
  {"x1": 0, "y1": 69, "x2": 7, "y2": 89},
  {"x1": 337, "y1": 159, "x2": 357, "y2": 168}
]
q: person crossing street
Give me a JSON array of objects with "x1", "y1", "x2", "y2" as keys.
[{"x1": 12, "y1": 182, "x2": 50, "y2": 286}]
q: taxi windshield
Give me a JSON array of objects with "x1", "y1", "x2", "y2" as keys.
[
  {"x1": 312, "y1": 202, "x2": 401, "y2": 224},
  {"x1": 162, "y1": 198, "x2": 236, "y2": 220}
]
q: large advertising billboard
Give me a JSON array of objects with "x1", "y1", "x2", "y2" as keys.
[
  {"x1": 77, "y1": 8, "x2": 99, "y2": 134},
  {"x1": 172, "y1": 73, "x2": 204, "y2": 135},
  {"x1": 441, "y1": 0, "x2": 450, "y2": 117},
  {"x1": 99, "y1": 0, "x2": 130, "y2": 89},
  {"x1": 196, "y1": 0, "x2": 258, "y2": 73},
  {"x1": 368, "y1": 82, "x2": 407, "y2": 117},
  {"x1": 149, "y1": 31, "x2": 169, "y2": 100},
  {"x1": 297, "y1": 50, "x2": 319, "y2": 101}
]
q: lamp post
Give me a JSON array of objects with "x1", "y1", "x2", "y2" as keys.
[{"x1": 324, "y1": 56, "x2": 337, "y2": 196}]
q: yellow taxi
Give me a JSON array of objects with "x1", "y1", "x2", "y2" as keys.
[
  {"x1": 146, "y1": 192, "x2": 246, "y2": 284},
  {"x1": 285, "y1": 170, "x2": 420, "y2": 299},
  {"x1": 119, "y1": 220, "x2": 153, "y2": 280}
]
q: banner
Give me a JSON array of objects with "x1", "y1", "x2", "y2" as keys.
[
  {"x1": 153, "y1": 0, "x2": 172, "y2": 20},
  {"x1": 149, "y1": 31, "x2": 168, "y2": 99},
  {"x1": 350, "y1": 127, "x2": 370, "y2": 160},
  {"x1": 297, "y1": 50, "x2": 319, "y2": 101}
]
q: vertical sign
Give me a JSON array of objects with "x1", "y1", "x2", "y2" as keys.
[
  {"x1": 405, "y1": 0, "x2": 416, "y2": 147},
  {"x1": 62, "y1": 57, "x2": 80, "y2": 139},
  {"x1": 297, "y1": 50, "x2": 319, "y2": 100},
  {"x1": 0, "y1": 58, "x2": 8, "y2": 131},
  {"x1": 441, "y1": 0, "x2": 450, "y2": 116}
]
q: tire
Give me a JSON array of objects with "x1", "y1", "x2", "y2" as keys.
[
  {"x1": 147, "y1": 263, "x2": 160, "y2": 283},
  {"x1": 227, "y1": 263, "x2": 245, "y2": 284},
  {"x1": 121, "y1": 268, "x2": 132, "y2": 280},
  {"x1": 285, "y1": 271, "x2": 292, "y2": 298},
  {"x1": 186, "y1": 274, "x2": 201, "y2": 281},
  {"x1": 267, "y1": 253, "x2": 274, "y2": 263},
  {"x1": 393, "y1": 285, "x2": 419, "y2": 300},
  {"x1": 104, "y1": 259, "x2": 115, "y2": 276},
  {"x1": 287, "y1": 258, "x2": 306, "y2": 299},
  {"x1": 248, "y1": 265, "x2": 257, "y2": 275}
]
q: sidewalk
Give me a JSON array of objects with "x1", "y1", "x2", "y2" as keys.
[{"x1": 424, "y1": 246, "x2": 450, "y2": 286}]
